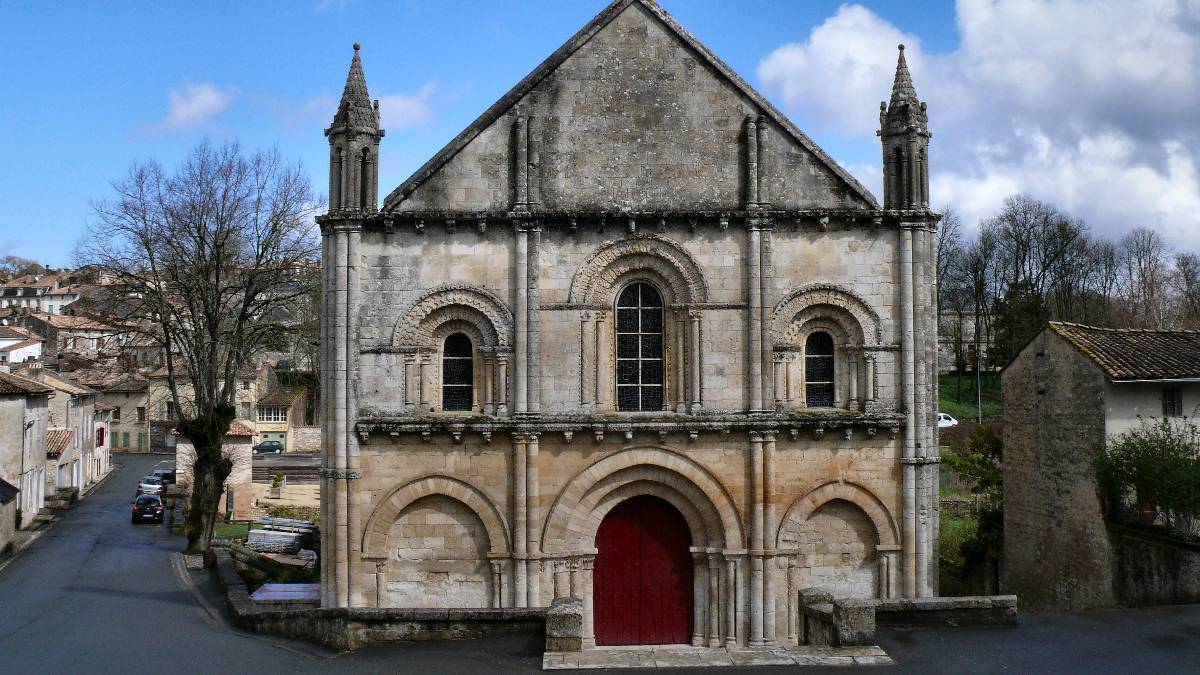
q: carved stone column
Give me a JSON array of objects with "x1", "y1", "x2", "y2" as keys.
[
  {"x1": 482, "y1": 351, "x2": 495, "y2": 415},
  {"x1": 707, "y1": 554, "x2": 722, "y2": 647},
  {"x1": 492, "y1": 560, "x2": 506, "y2": 608},
  {"x1": 375, "y1": 561, "x2": 387, "y2": 608},
  {"x1": 496, "y1": 353, "x2": 510, "y2": 416},
  {"x1": 692, "y1": 552, "x2": 706, "y2": 646},
  {"x1": 724, "y1": 555, "x2": 738, "y2": 647},
  {"x1": 689, "y1": 310, "x2": 702, "y2": 413},
  {"x1": 580, "y1": 311, "x2": 594, "y2": 410},
  {"x1": 848, "y1": 350, "x2": 860, "y2": 411},
  {"x1": 594, "y1": 311, "x2": 611, "y2": 410},
  {"x1": 674, "y1": 309, "x2": 687, "y2": 413},
  {"x1": 553, "y1": 560, "x2": 569, "y2": 599},
  {"x1": 749, "y1": 432, "x2": 765, "y2": 646},
  {"x1": 417, "y1": 353, "x2": 430, "y2": 411},
  {"x1": 773, "y1": 352, "x2": 786, "y2": 408},
  {"x1": 403, "y1": 356, "x2": 415, "y2": 407},
  {"x1": 512, "y1": 434, "x2": 528, "y2": 607},
  {"x1": 526, "y1": 433, "x2": 541, "y2": 608}
]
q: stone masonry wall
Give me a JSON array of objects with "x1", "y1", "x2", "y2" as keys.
[{"x1": 1002, "y1": 330, "x2": 1115, "y2": 610}]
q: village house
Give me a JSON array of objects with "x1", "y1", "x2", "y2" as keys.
[
  {"x1": 15, "y1": 366, "x2": 99, "y2": 498},
  {"x1": 319, "y1": 0, "x2": 941, "y2": 650},
  {"x1": 20, "y1": 312, "x2": 121, "y2": 363},
  {"x1": 0, "y1": 324, "x2": 43, "y2": 365},
  {"x1": 147, "y1": 362, "x2": 273, "y2": 452},
  {"x1": 1003, "y1": 322, "x2": 1200, "y2": 610},
  {"x1": 255, "y1": 385, "x2": 309, "y2": 452},
  {"x1": 0, "y1": 271, "x2": 65, "y2": 312},
  {"x1": 0, "y1": 370, "x2": 51, "y2": 532}
]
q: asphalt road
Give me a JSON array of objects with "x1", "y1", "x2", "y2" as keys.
[{"x1": 2, "y1": 453, "x2": 1198, "y2": 673}]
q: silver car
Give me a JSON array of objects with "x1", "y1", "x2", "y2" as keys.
[{"x1": 136, "y1": 475, "x2": 165, "y2": 496}]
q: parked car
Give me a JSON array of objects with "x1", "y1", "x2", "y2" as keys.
[
  {"x1": 136, "y1": 475, "x2": 165, "y2": 495},
  {"x1": 253, "y1": 440, "x2": 284, "y2": 454},
  {"x1": 132, "y1": 494, "x2": 164, "y2": 523},
  {"x1": 152, "y1": 468, "x2": 176, "y2": 485},
  {"x1": 937, "y1": 412, "x2": 959, "y2": 428}
]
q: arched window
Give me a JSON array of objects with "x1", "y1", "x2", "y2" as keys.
[
  {"x1": 616, "y1": 282, "x2": 664, "y2": 411},
  {"x1": 805, "y1": 331, "x2": 835, "y2": 407},
  {"x1": 442, "y1": 333, "x2": 473, "y2": 411}
]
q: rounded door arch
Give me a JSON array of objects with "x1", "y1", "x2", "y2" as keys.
[{"x1": 593, "y1": 494, "x2": 693, "y2": 645}]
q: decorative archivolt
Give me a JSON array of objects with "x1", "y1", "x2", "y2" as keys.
[
  {"x1": 392, "y1": 285, "x2": 514, "y2": 348},
  {"x1": 541, "y1": 445, "x2": 743, "y2": 553},
  {"x1": 776, "y1": 481, "x2": 898, "y2": 549},
  {"x1": 771, "y1": 284, "x2": 882, "y2": 346},
  {"x1": 361, "y1": 474, "x2": 510, "y2": 560},
  {"x1": 568, "y1": 235, "x2": 709, "y2": 306}
]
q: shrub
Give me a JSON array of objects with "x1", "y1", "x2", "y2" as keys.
[{"x1": 1096, "y1": 416, "x2": 1200, "y2": 537}]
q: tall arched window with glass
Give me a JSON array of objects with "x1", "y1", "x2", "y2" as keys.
[
  {"x1": 805, "y1": 331, "x2": 835, "y2": 407},
  {"x1": 442, "y1": 333, "x2": 473, "y2": 411},
  {"x1": 616, "y1": 282, "x2": 664, "y2": 411}
]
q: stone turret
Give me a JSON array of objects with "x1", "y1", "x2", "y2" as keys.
[
  {"x1": 326, "y1": 43, "x2": 384, "y2": 213},
  {"x1": 878, "y1": 44, "x2": 930, "y2": 210}
]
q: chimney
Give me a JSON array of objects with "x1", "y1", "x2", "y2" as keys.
[{"x1": 28, "y1": 363, "x2": 44, "y2": 382}]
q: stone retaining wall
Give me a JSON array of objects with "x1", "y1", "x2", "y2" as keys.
[
  {"x1": 212, "y1": 549, "x2": 544, "y2": 651},
  {"x1": 1110, "y1": 525, "x2": 1200, "y2": 607}
]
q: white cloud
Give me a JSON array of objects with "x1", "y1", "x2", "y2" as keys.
[
  {"x1": 161, "y1": 81, "x2": 234, "y2": 130},
  {"x1": 378, "y1": 82, "x2": 437, "y2": 130},
  {"x1": 756, "y1": 0, "x2": 1200, "y2": 249}
]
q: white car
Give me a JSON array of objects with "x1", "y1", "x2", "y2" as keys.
[{"x1": 937, "y1": 412, "x2": 959, "y2": 428}]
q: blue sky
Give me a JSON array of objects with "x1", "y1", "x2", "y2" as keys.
[{"x1": 3, "y1": 0, "x2": 1197, "y2": 266}]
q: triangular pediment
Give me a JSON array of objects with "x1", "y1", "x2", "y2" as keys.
[{"x1": 383, "y1": 0, "x2": 877, "y2": 213}]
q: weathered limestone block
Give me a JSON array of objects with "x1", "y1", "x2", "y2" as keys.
[{"x1": 545, "y1": 596, "x2": 584, "y2": 652}]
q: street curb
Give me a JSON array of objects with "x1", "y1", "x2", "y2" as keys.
[{"x1": 0, "y1": 528, "x2": 46, "y2": 576}]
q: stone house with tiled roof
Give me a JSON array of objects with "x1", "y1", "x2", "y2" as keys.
[
  {"x1": 318, "y1": 0, "x2": 942, "y2": 649},
  {"x1": 1002, "y1": 322, "x2": 1200, "y2": 610},
  {"x1": 14, "y1": 366, "x2": 100, "y2": 498},
  {"x1": 0, "y1": 370, "x2": 51, "y2": 530},
  {"x1": 255, "y1": 385, "x2": 307, "y2": 452}
]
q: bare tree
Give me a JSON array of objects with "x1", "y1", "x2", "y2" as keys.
[
  {"x1": 76, "y1": 141, "x2": 320, "y2": 552},
  {"x1": 1120, "y1": 227, "x2": 1172, "y2": 329},
  {"x1": 1175, "y1": 252, "x2": 1200, "y2": 329},
  {"x1": 0, "y1": 255, "x2": 46, "y2": 282}
]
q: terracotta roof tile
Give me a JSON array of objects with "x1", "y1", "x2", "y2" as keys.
[
  {"x1": 46, "y1": 428, "x2": 74, "y2": 457},
  {"x1": 0, "y1": 337, "x2": 43, "y2": 352},
  {"x1": 227, "y1": 420, "x2": 257, "y2": 437},
  {"x1": 0, "y1": 371, "x2": 52, "y2": 396},
  {"x1": 1050, "y1": 322, "x2": 1200, "y2": 380}
]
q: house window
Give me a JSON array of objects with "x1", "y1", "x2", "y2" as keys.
[
  {"x1": 136, "y1": 433, "x2": 145, "y2": 451},
  {"x1": 258, "y1": 406, "x2": 288, "y2": 422},
  {"x1": 616, "y1": 282, "x2": 664, "y2": 412},
  {"x1": 122, "y1": 432, "x2": 129, "y2": 448},
  {"x1": 1163, "y1": 387, "x2": 1183, "y2": 417},
  {"x1": 242, "y1": 380, "x2": 251, "y2": 391},
  {"x1": 112, "y1": 407, "x2": 121, "y2": 423},
  {"x1": 165, "y1": 401, "x2": 176, "y2": 419},
  {"x1": 442, "y1": 333, "x2": 473, "y2": 411},
  {"x1": 136, "y1": 406, "x2": 146, "y2": 423},
  {"x1": 805, "y1": 332, "x2": 836, "y2": 407}
]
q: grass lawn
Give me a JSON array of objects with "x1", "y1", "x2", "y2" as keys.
[
  {"x1": 938, "y1": 373, "x2": 1002, "y2": 423},
  {"x1": 213, "y1": 522, "x2": 249, "y2": 541}
]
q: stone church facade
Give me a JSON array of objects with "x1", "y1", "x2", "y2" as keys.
[{"x1": 319, "y1": 0, "x2": 940, "y2": 648}]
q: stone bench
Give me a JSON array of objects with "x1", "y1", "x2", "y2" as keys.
[
  {"x1": 545, "y1": 596, "x2": 584, "y2": 652},
  {"x1": 796, "y1": 588, "x2": 876, "y2": 647}
]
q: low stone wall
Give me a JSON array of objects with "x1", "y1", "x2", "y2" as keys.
[
  {"x1": 874, "y1": 595, "x2": 1018, "y2": 627},
  {"x1": 1110, "y1": 524, "x2": 1200, "y2": 607},
  {"x1": 212, "y1": 549, "x2": 544, "y2": 651}
]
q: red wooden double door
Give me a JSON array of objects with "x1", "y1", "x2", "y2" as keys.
[{"x1": 593, "y1": 495, "x2": 693, "y2": 645}]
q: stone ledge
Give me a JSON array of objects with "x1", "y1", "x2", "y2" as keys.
[
  {"x1": 874, "y1": 595, "x2": 1018, "y2": 627},
  {"x1": 544, "y1": 644, "x2": 893, "y2": 670}
]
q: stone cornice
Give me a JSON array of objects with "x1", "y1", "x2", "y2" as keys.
[{"x1": 354, "y1": 410, "x2": 906, "y2": 443}]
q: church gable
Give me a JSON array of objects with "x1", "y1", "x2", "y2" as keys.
[{"x1": 384, "y1": 0, "x2": 875, "y2": 213}]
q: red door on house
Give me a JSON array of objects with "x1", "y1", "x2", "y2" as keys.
[{"x1": 593, "y1": 495, "x2": 693, "y2": 645}]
